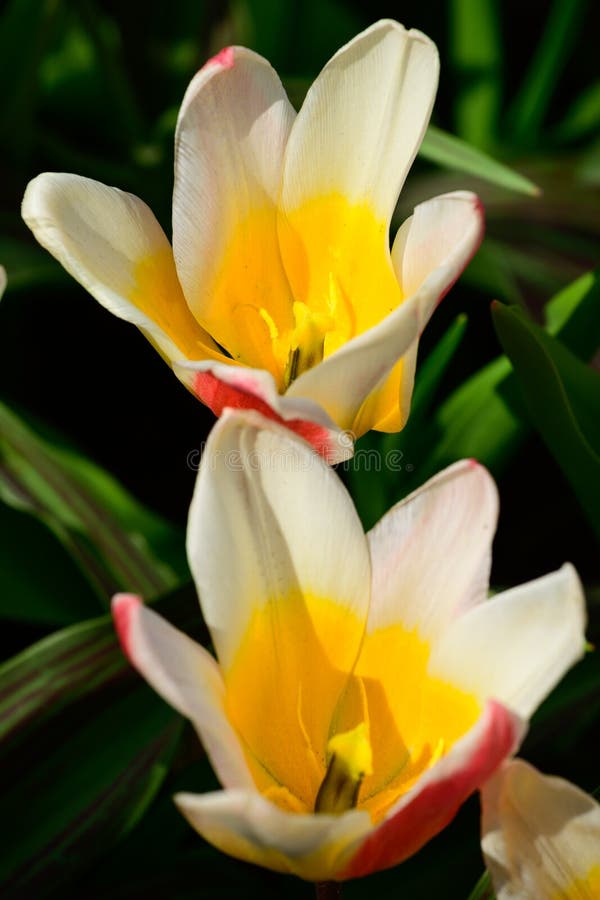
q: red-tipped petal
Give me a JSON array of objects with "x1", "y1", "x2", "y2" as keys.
[
  {"x1": 341, "y1": 700, "x2": 522, "y2": 879},
  {"x1": 112, "y1": 592, "x2": 142, "y2": 663},
  {"x1": 175, "y1": 361, "x2": 353, "y2": 463}
]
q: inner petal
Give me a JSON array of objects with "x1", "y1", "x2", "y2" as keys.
[
  {"x1": 195, "y1": 205, "x2": 295, "y2": 383},
  {"x1": 224, "y1": 591, "x2": 365, "y2": 811},
  {"x1": 278, "y1": 192, "x2": 404, "y2": 362},
  {"x1": 340, "y1": 624, "x2": 482, "y2": 823}
]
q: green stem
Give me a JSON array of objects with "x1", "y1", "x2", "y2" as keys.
[{"x1": 315, "y1": 882, "x2": 343, "y2": 900}]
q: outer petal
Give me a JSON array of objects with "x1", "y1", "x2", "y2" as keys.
[
  {"x1": 355, "y1": 190, "x2": 485, "y2": 432},
  {"x1": 281, "y1": 20, "x2": 438, "y2": 221},
  {"x1": 0, "y1": 265, "x2": 6, "y2": 298},
  {"x1": 285, "y1": 192, "x2": 484, "y2": 435},
  {"x1": 174, "y1": 789, "x2": 372, "y2": 881},
  {"x1": 367, "y1": 459, "x2": 498, "y2": 639},
  {"x1": 21, "y1": 173, "x2": 222, "y2": 365},
  {"x1": 342, "y1": 701, "x2": 523, "y2": 879},
  {"x1": 481, "y1": 760, "x2": 600, "y2": 899},
  {"x1": 111, "y1": 594, "x2": 254, "y2": 790},
  {"x1": 173, "y1": 47, "x2": 296, "y2": 372},
  {"x1": 174, "y1": 359, "x2": 353, "y2": 463},
  {"x1": 187, "y1": 409, "x2": 371, "y2": 805},
  {"x1": 428, "y1": 564, "x2": 587, "y2": 718}
]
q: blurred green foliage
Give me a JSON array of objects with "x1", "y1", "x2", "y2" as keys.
[{"x1": 0, "y1": 0, "x2": 598, "y2": 897}]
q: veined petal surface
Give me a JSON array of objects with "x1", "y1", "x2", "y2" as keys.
[
  {"x1": 367, "y1": 460, "x2": 497, "y2": 638},
  {"x1": 428, "y1": 564, "x2": 586, "y2": 718},
  {"x1": 278, "y1": 22, "x2": 439, "y2": 372},
  {"x1": 173, "y1": 47, "x2": 296, "y2": 376},
  {"x1": 481, "y1": 760, "x2": 600, "y2": 899},
  {"x1": 22, "y1": 173, "x2": 221, "y2": 364},
  {"x1": 186, "y1": 410, "x2": 370, "y2": 808}
]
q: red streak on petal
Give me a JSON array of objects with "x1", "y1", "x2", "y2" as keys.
[
  {"x1": 205, "y1": 46, "x2": 235, "y2": 70},
  {"x1": 112, "y1": 593, "x2": 142, "y2": 664},
  {"x1": 194, "y1": 371, "x2": 336, "y2": 461},
  {"x1": 341, "y1": 701, "x2": 518, "y2": 879}
]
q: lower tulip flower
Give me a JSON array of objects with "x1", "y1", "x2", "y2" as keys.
[
  {"x1": 22, "y1": 20, "x2": 483, "y2": 463},
  {"x1": 481, "y1": 760, "x2": 600, "y2": 899},
  {"x1": 113, "y1": 411, "x2": 585, "y2": 882}
]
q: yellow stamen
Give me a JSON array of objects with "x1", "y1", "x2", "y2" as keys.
[{"x1": 315, "y1": 723, "x2": 373, "y2": 814}]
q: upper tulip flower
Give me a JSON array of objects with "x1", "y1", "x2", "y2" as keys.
[
  {"x1": 112, "y1": 410, "x2": 585, "y2": 882},
  {"x1": 22, "y1": 20, "x2": 483, "y2": 463},
  {"x1": 481, "y1": 760, "x2": 600, "y2": 899}
]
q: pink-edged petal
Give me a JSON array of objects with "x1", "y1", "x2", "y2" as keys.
[
  {"x1": 0, "y1": 265, "x2": 6, "y2": 298},
  {"x1": 392, "y1": 191, "x2": 484, "y2": 299},
  {"x1": 173, "y1": 47, "x2": 296, "y2": 370},
  {"x1": 481, "y1": 760, "x2": 600, "y2": 899},
  {"x1": 22, "y1": 173, "x2": 222, "y2": 365},
  {"x1": 428, "y1": 564, "x2": 587, "y2": 718},
  {"x1": 342, "y1": 700, "x2": 523, "y2": 879},
  {"x1": 111, "y1": 594, "x2": 253, "y2": 790},
  {"x1": 174, "y1": 359, "x2": 353, "y2": 463},
  {"x1": 174, "y1": 789, "x2": 372, "y2": 881},
  {"x1": 366, "y1": 460, "x2": 498, "y2": 639},
  {"x1": 285, "y1": 193, "x2": 484, "y2": 435},
  {"x1": 281, "y1": 20, "x2": 439, "y2": 221}
]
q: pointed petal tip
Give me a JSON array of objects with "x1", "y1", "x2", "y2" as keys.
[{"x1": 112, "y1": 593, "x2": 142, "y2": 662}]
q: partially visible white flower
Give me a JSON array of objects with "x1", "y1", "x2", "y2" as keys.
[{"x1": 481, "y1": 759, "x2": 600, "y2": 899}]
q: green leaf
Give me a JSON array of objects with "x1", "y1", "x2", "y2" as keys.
[
  {"x1": 0, "y1": 503, "x2": 99, "y2": 626},
  {"x1": 466, "y1": 871, "x2": 495, "y2": 900},
  {"x1": 0, "y1": 586, "x2": 202, "y2": 897},
  {"x1": 0, "y1": 0, "x2": 61, "y2": 161},
  {"x1": 544, "y1": 269, "x2": 600, "y2": 357},
  {"x1": 450, "y1": 0, "x2": 502, "y2": 149},
  {"x1": 0, "y1": 402, "x2": 188, "y2": 609},
  {"x1": 554, "y1": 80, "x2": 600, "y2": 143},
  {"x1": 492, "y1": 302, "x2": 600, "y2": 537},
  {"x1": 508, "y1": 0, "x2": 588, "y2": 145},
  {"x1": 419, "y1": 125, "x2": 540, "y2": 196},
  {"x1": 0, "y1": 238, "x2": 68, "y2": 292},
  {"x1": 409, "y1": 314, "x2": 469, "y2": 422}
]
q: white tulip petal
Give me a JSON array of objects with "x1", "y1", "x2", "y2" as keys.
[
  {"x1": 281, "y1": 20, "x2": 438, "y2": 219},
  {"x1": 22, "y1": 173, "x2": 220, "y2": 364},
  {"x1": 112, "y1": 594, "x2": 253, "y2": 789},
  {"x1": 429, "y1": 564, "x2": 586, "y2": 717},
  {"x1": 173, "y1": 47, "x2": 296, "y2": 369},
  {"x1": 187, "y1": 409, "x2": 370, "y2": 671},
  {"x1": 366, "y1": 460, "x2": 498, "y2": 638},
  {"x1": 481, "y1": 760, "x2": 600, "y2": 899},
  {"x1": 174, "y1": 789, "x2": 372, "y2": 881}
]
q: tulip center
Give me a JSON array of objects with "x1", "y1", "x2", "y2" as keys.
[{"x1": 315, "y1": 723, "x2": 373, "y2": 814}]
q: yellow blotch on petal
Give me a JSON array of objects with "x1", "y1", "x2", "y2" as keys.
[
  {"x1": 131, "y1": 247, "x2": 220, "y2": 360},
  {"x1": 278, "y1": 193, "x2": 403, "y2": 349},
  {"x1": 557, "y1": 864, "x2": 600, "y2": 899},
  {"x1": 346, "y1": 624, "x2": 481, "y2": 822},
  {"x1": 224, "y1": 592, "x2": 365, "y2": 813}
]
